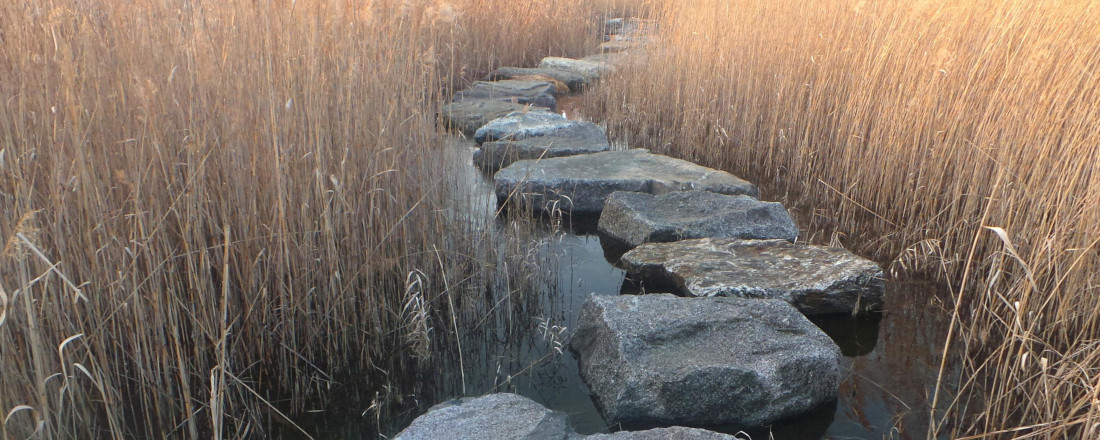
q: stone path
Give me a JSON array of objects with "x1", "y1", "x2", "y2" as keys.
[{"x1": 410, "y1": 17, "x2": 888, "y2": 437}]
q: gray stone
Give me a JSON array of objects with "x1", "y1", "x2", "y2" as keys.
[
  {"x1": 599, "y1": 41, "x2": 639, "y2": 53},
  {"x1": 393, "y1": 393, "x2": 573, "y2": 440},
  {"x1": 586, "y1": 427, "x2": 739, "y2": 439},
  {"x1": 582, "y1": 52, "x2": 631, "y2": 65},
  {"x1": 440, "y1": 100, "x2": 536, "y2": 136},
  {"x1": 473, "y1": 110, "x2": 576, "y2": 144},
  {"x1": 474, "y1": 122, "x2": 610, "y2": 171},
  {"x1": 486, "y1": 67, "x2": 588, "y2": 93},
  {"x1": 620, "y1": 238, "x2": 886, "y2": 315},
  {"x1": 604, "y1": 18, "x2": 659, "y2": 42},
  {"x1": 570, "y1": 294, "x2": 841, "y2": 427},
  {"x1": 598, "y1": 191, "x2": 798, "y2": 248},
  {"x1": 452, "y1": 80, "x2": 558, "y2": 109},
  {"x1": 539, "y1": 57, "x2": 613, "y2": 82},
  {"x1": 494, "y1": 149, "x2": 759, "y2": 214}
]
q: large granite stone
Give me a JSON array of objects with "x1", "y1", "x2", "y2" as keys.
[
  {"x1": 486, "y1": 67, "x2": 588, "y2": 93},
  {"x1": 620, "y1": 238, "x2": 886, "y2": 315},
  {"x1": 474, "y1": 122, "x2": 610, "y2": 171},
  {"x1": 586, "y1": 427, "x2": 739, "y2": 439},
  {"x1": 604, "y1": 18, "x2": 659, "y2": 42},
  {"x1": 439, "y1": 100, "x2": 536, "y2": 136},
  {"x1": 452, "y1": 80, "x2": 558, "y2": 109},
  {"x1": 598, "y1": 191, "x2": 798, "y2": 248},
  {"x1": 539, "y1": 57, "x2": 613, "y2": 82},
  {"x1": 494, "y1": 149, "x2": 759, "y2": 214},
  {"x1": 393, "y1": 393, "x2": 573, "y2": 440},
  {"x1": 571, "y1": 294, "x2": 841, "y2": 427},
  {"x1": 473, "y1": 111, "x2": 577, "y2": 145}
]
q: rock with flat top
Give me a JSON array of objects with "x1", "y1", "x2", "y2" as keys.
[
  {"x1": 393, "y1": 393, "x2": 573, "y2": 440},
  {"x1": 494, "y1": 149, "x2": 758, "y2": 214},
  {"x1": 598, "y1": 191, "x2": 798, "y2": 248},
  {"x1": 440, "y1": 100, "x2": 537, "y2": 136},
  {"x1": 473, "y1": 111, "x2": 577, "y2": 145},
  {"x1": 620, "y1": 238, "x2": 886, "y2": 315},
  {"x1": 586, "y1": 427, "x2": 739, "y2": 439},
  {"x1": 571, "y1": 294, "x2": 841, "y2": 427},
  {"x1": 452, "y1": 80, "x2": 558, "y2": 109},
  {"x1": 539, "y1": 57, "x2": 613, "y2": 83},
  {"x1": 486, "y1": 67, "x2": 588, "y2": 92},
  {"x1": 474, "y1": 122, "x2": 609, "y2": 171}
]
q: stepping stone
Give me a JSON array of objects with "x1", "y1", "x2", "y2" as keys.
[
  {"x1": 474, "y1": 122, "x2": 610, "y2": 171},
  {"x1": 473, "y1": 110, "x2": 576, "y2": 144},
  {"x1": 599, "y1": 41, "x2": 638, "y2": 53},
  {"x1": 571, "y1": 294, "x2": 841, "y2": 427},
  {"x1": 393, "y1": 393, "x2": 572, "y2": 440},
  {"x1": 587, "y1": 427, "x2": 741, "y2": 439},
  {"x1": 494, "y1": 149, "x2": 759, "y2": 214},
  {"x1": 439, "y1": 100, "x2": 535, "y2": 136},
  {"x1": 620, "y1": 238, "x2": 886, "y2": 315},
  {"x1": 598, "y1": 191, "x2": 798, "y2": 248},
  {"x1": 539, "y1": 57, "x2": 613, "y2": 83},
  {"x1": 452, "y1": 79, "x2": 558, "y2": 109},
  {"x1": 486, "y1": 67, "x2": 588, "y2": 92},
  {"x1": 604, "y1": 18, "x2": 659, "y2": 42},
  {"x1": 582, "y1": 52, "x2": 630, "y2": 65}
]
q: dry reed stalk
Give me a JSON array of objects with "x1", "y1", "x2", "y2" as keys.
[{"x1": 589, "y1": 0, "x2": 1100, "y2": 438}]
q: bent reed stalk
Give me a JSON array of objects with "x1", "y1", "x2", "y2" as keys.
[
  {"x1": 0, "y1": 0, "x2": 604, "y2": 438},
  {"x1": 589, "y1": 0, "x2": 1100, "y2": 438}
]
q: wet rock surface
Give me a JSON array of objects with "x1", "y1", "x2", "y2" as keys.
[
  {"x1": 620, "y1": 238, "x2": 886, "y2": 315},
  {"x1": 474, "y1": 110, "x2": 576, "y2": 144},
  {"x1": 474, "y1": 121, "x2": 610, "y2": 171},
  {"x1": 598, "y1": 191, "x2": 799, "y2": 248},
  {"x1": 393, "y1": 393, "x2": 572, "y2": 440},
  {"x1": 440, "y1": 100, "x2": 537, "y2": 136},
  {"x1": 586, "y1": 427, "x2": 741, "y2": 439},
  {"x1": 494, "y1": 149, "x2": 758, "y2": 214},
  {"x1": 539, "y1": 57, "x2": 613, "y2": 82},
  {"x1": 452, "y1": 79, "x2": 559, "y2": 109},
  {"x1": 487, "y1": 67, "x2": 589, "y2": 92},
  {"x1": 570, "y1": 294, "x2": 841, "y2": 427}
]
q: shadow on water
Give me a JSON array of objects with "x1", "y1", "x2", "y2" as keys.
[{"x1": 287, "y1": 138, "x2": 956, "y2": 440}]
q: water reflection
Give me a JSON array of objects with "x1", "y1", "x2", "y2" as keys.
[{"x1": 292, "y1": 141, "x2": 955, "y2": 440}]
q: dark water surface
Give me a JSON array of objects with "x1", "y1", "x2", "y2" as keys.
[{"x1": 290, "y1": 133, "x2": 954, "y2": 439}]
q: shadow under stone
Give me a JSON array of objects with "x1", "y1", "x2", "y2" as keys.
[
  {"x1": 809, "y1": 312, "x2": 883, "y2": 358},
  {"x1": 609, "y1": 399, "x2": 837, "y2": 440}
]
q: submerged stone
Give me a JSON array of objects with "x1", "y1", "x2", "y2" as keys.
[
  {"x1": 598, "y1": 191, "x2": 798, "y2": 248},
  {"x1": 473, "y1": 110, "x2": 577, "y2": 144},
  {"x1": 474, "y1": 122, "x2": 610, "y2": 171},
  {"x1": 494, "y1": 149, "x2": 759, "y2": 214},
  {"x1": 439, "y1": 100, "x2": 536, "y2": 136},
  {"x1": 393, "y1": 393, "x2": 573, "y2": 440},
  {"x1": 571, "y1": 294, "x2": 841, "y2": 427},
  {"x1": 452, "y1": 79, "x2": 558, "y2": 109},
  {"x1": 620, "y1": 238, "x2": 886, "y2": 315},
  {"x1": 486, "y1": 67, "x2": 588, "y2": 92}
]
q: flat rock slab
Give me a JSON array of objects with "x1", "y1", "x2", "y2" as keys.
[
  {"x1": 620, "y1": 238, "x2": 886, "y2": 315},
  {"x1": 587, "y1": 427, "x2": 740, "y2": 439},
  {"x1": 440, "y1": 100, "x2": 536, "y2": 136},
  {"x1": 571, "y1": 294, "x2": 841, "y2": 427},
  {"x1": 598, "y1": 191, "x2": 798, "y2": 248},
  {"x1": 486, "y1": 67, "x2": 588, "y2": 93},
  {"x1": 393, "y1": 393, "x2": 572, "y2": 440},
  {"x1": 494, "y1": 149, "x2": 759, "y2": 214},
  {"x1": 475, "y1": 122, "x2": 610, "y2": 171},
  {"x1": 540, "y1": 57, "x2": 613, "y2": 82},
  {"x1": 474, "y1": 111, "x2": 576, "y2": 144},
  {"x1": 452, "y1": 80, "x2": 558, "y2": 109}
]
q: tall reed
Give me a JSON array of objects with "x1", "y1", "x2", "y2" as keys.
[
  {"x1": 589, "y1": 0, "x2": 1100, "y2": 437},
  {"x1": 0, "y1": 0, "x2": 602, "y2": 438}
]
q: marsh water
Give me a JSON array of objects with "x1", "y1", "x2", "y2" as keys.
[{"x1": 288, "y1": 126, "x2": 956, "y2": 439}]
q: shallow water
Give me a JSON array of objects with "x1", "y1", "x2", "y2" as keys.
[
  {"x1": 412, "y1": 142, "x2": 953, "y2": 439},
  {"x1": 288, "y1": 131, "x2": 954, "y2": 440}
]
